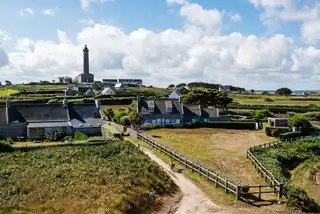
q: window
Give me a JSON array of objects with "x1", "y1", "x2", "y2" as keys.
[
  {"x1": 157, "y1": 119, "x2": 162, "y2": 124},
  {"x1": 204, "y1": 118, "x2": 208, "y2": 122},
  {"x1": 152, "y1": 120, "x2": 156, "y2": 124},
  {"x1": 176, "y1": 119, "x2": 180, "y2": 124},
  {"x1": 167, "y1": 108, "x2": 172, "y2": 113},
  {"x1": 149, "y1": 107, "x2": 154, "y2": 113},
  {"x1": 165, "y1": 119, "x2": 169, "y2": 124}
]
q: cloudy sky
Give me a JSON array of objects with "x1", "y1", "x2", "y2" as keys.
[{"x1": 0, "y1": 0, "x2": 320, "y2": 89}]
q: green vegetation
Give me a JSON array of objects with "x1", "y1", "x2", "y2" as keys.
[
  {"x1": 0, "y1": 89, "x2": 19, "y2": 97},
  {"x1": 289, "y1": 114, "x2": 312, "y2": 134},
  {"x1": 73, "y1": 131, "x2": 89, "y2": 141},
  {"x1": 276, "y1": 87, "x2": 293, "y2": 96},
  {"x1": 265, "y1": 127, "x2": 290, "y2": 137},
  {"x1": 252, "y1": 139, "x2": 320, "y2": 212},
  {"x1": 0, "y1": 140, "x2": 177, "y2": 214},
  {"x1": 183, "y1": 88, "x2": 233, "y2": 112},
  {"x1": 254, "y1": 109, "x2": 273, "y2": 120},
  {"x1": 279, "y1": 132, "x2": 303, "y2": 141},
  {"x1": 103, "y1": 103, "x2": 142, "y2": 126}
]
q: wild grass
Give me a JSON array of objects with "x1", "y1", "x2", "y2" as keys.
[
  {"x1": 0, "y1": 89, "x2": 19, "y2": 97},
  {"x1": 0, "y1": 140, "x2": 177, "y2": 214}
]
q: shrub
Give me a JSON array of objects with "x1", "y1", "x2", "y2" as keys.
[
  {"x1": 120, "y1": 115, "x2": 131, "y2": 126},
  {"x1": 305, "y1": 112, "x2": 320, "y2": 121},
  {"x1": 255, "y1": 109, "x2": 273, "y2": 120},
  {"x1": 264, "y1": 98, "x2": 274, "y2": 102},
  {"x1": 289, "y1": 114, "x2": 312, "y2": 134},
  {"x1": 265, "y1": 126, "x2": 290, "y2": 137},
  {"x1": 279, "y1": 131, "x2": 303, "y2": 141},
  {"x1": 0, "y1": 140, "x2": 13, "y2": 152},
  {"x1": 73, "y1": 131, "x2": 88, "y2": 141},
  {"x1": 44, "y1": 129, "x2": 66, "y2": 141}
]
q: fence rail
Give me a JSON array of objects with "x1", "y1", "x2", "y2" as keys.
[{"x1": 137, "y1": 133, "x2": 281, "y2": 199}]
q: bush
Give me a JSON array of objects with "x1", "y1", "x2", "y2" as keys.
[
  {"x1": 44, "y1": 129, "x2": 66, "y2": 141},
  {"x1": 0, "y1": 140, "x2": 13, "y2": 152},
  {"x1": 279, "y1": 131, "x2": 303, "y2": 141},
  {"x1": 264, "y1": 98, "x2": 274, "y2": 102},
  {"x1": 255, "y1": 109, "x2": 273, "y2": 120},
  {"x1": 73, "y1": 131, "x2": 88, "y2": 141},
  {"x1": 265, "y1": 126, "x2": 290, "y2": 137},
  {"x1": 289, "y1": 114, "x2": 312, "y2": 134},
  {"x1": 120, "y1": 115, "x2": 131, "y2": 126},
  {"x1": 305, "y1": 112, "x2": 320, "y2": 121}
]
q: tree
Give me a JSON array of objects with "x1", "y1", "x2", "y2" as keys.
[
  {"x1": 113, "y1": 108, "x2": 128, "y2": 123},
  {"x1": 261, "y1": 91, "x2": 269, "y2": 95},
  {"x1": 176, "y1": 83, "x2": 186, "y2": 88},
  {"x1": 168, "y1": 84, "x2": 175, "y2": 89},
  {"x1": 289, "y1": 114, "x2": 312, "y2": 134},
  {"x1": 183, "y1": 88, "x2": 233, "y2": 112},
  {"x1": 250, "y1": 89, "x2": 255, "y2": 94},
  {"x1": 178, "y1": 87, "x2": 189, "y2": 95},
  {"x1": 103, "y1": 108, "x2": 114, "y2": 121},
  {"x1": 276, "y1": 87, "x2": 292, "y2": 96},
  {"x1": 5, "y1": 80, "x2": 12, "y2": 85},
  {"x1": 255, "y1": 109, "x2": 273, "y2": 120},
  {"x1": 128, "y1": 111, "x2": 142, "y2": 127}
]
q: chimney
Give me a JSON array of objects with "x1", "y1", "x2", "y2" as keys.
[
  {"x1": 95, "y1": 99, "x2": 101, "y2": 110},
  {"x1": 198, "y1": 105, "x2": 202, "y2": 117}
]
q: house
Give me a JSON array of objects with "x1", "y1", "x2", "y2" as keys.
[
  {"x1": 68, "y1": 100, "x2": 104, "y2": 136},
  {"x1": 8, "y1": 103, "x2": 72, "y2": 140},
  {"x1": 115, "y1": 83, "x2": 123, "y2": 90},
  {"x1": 64, "y1": 88, "x2": 76, "y2": 96},
  {"x1": 137, "y1": 97, "x2": 184, "y2": 126},
  {"x1": 183, "y1": 106, "x2": 219, "y2": 123},
  {"x1": 74, "y1": 84, "x2": 90, "y2": 93},
  {"x1": 219, "y1": 85, "x2": 231, "y2": 93},
  {"x1": 268, "y1": 117, "x2": 289, "y2": 127},
  {"x1": 101, "y1": 87, "x2": 116, "y2": 95},
  {"x1": 84, "y1": 88, "x2": 94, "y2": 96},
  {"x1": 168, "y1": 90, "x2": 181, "y2": 100}
]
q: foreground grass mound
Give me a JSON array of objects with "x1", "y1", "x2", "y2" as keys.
[
  {"x1": 0, "y1": 141, "x2": 177, "y2": 214},
  {"x1": 252, "y1": 139, "x2": 320, "y2": 212}
]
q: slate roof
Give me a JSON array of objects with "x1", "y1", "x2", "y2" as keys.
[
  {"x1": 101, "y1": 87, "x2": 115, "y2": 95},
  {"x1": 28, "y1": 122, "x2": 71, "y2": 128},
  {"x1": 8, "y1": 104, "x2": 69, "y2": 123},
  {"x1": 68, "y1": 104, "x2": 103, "y2": 128},
  {"x1": 138, "y1": 99, "x2": 183, "y2": 115}
]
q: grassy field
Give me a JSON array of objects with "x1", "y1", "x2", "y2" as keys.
[
  {"x1": 0, "y1": 89, "x2": 19, "y2": 97},
  {"x1": 291, "y1": 156, "x2": 320, "y2": 204},
  {"x1": 146, "y1": 128, "x2": 275, "y2": 185},
  {"x1": 4, "y1": 84, "x2": 74, "y2": 91},
  {"x1": 0, "y1": 140, "x2": 177, "y2": 214}
]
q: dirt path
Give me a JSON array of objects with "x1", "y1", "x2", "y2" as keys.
[{"x1": 140, "y1": 147, "x2": 228, "y2": 214}]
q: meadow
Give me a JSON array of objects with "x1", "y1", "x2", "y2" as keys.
[{"x1": 0, "y1": 140, "x2": 177, "y2": 214}]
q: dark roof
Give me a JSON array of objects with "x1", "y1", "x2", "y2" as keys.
[
  {"x1": 8, "y1": 104, "x2": 68, "y2": 123},
  {"x1": 68, "y1": 104, "x2": 103, "y2": 128},
  {"x1": 138, "y1": 99, "x2": 183, "y2": 115},
  {"x1": 28, "y1": 122, "x2": 71, "y2": 128},
  {"x1": 183, "y1": 106, "x2": 218, "y2": 120}
]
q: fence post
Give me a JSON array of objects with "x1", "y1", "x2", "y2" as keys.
[
  {"x1": 236, "y1": 186, "x2": 240, "y2": 200},
  {"x1": 215, "y1": 175, "x2": 218, "y2": 187},
  {"x1": 258, "y1": 185, "x2": 261, "y2": 199},
  {"x1": 225, "y1": 180, "x2": 228, "y2": 193},
  {"x1": 278, "y1": 184, "x2": 283, "y2": 199}
]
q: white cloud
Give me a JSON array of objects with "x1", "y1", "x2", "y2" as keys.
[
  {"x1": 42, "y1": 9, "x2": 54, "y2": 16},
  {"x1": 229, "y1": 13, "x2": 242, "y2": 22},
  {"x1": 20, "y1": 8, "x2": 34, "y2": 17},
  {"x1": 166, "y1": 0, "x2": 188, "y2": 5},
  {"x1": 180, "y1": 3, "x2": 222, "y2": 34},
  {"x1": 80, "y1": 0, "x2": 114, "y2": 9},
  {"x1": 2, "y1": 22, "x2": 320, "y2": 89},
  {"x1": 249, "y1": 0, "x2": 320, "y2": 44},
  {"x1": 0, "y1": 30, "x2": 11, "y2": 44}
]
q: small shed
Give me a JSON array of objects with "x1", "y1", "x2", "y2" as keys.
[{"x1": 268, "y1": 117, "x2": 289, "y2": 127}]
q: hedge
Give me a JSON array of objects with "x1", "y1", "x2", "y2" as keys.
[
  {"x1": 265, "y1": 126, "x2": 290, "y2": 137},
  {"x1": 143, "y1": 122, "x2": 257, "y2": 130},
  {"x1": 279, "y1": 131, "x2": 303, "y2": 141}
]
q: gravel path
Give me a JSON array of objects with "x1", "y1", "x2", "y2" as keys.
[{"x1": 140, "y1": 147, "x2": 228, "y2": 214}]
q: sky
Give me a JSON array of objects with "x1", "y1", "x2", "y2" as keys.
[{"x1": 0, "y1": 0, "x2": 320, "y2": 90}]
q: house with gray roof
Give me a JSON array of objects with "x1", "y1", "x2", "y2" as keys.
[
  {"x1": 137, "y1": 97, "x2": 184, "y2": 126},
  {"x1": 8, "y1": 102, "x2": 72, "y2": 140},
  {"x1": 219, "y1": 85, "x2": 231, "y2": 93},
  {"x1": 183, "y1": 105, "x2": 219, "y2": 123},
  {"x1": 67, "y1": 100, "x2": 104, "y2": 136},
  {"x1": 168, "y1": 90, "x2": 181, "y2": 100}
]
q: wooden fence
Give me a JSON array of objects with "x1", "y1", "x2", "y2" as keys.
[{"x1": 137, "y1": 133, "x2": 282, "y2": 199}]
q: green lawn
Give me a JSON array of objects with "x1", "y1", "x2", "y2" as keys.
[
  {"x1": 0, "y1": 140, "x2": 177, "y2": 214},
  {"x1": 0, "y1": 89, "x2": 19, "y2": 97}
]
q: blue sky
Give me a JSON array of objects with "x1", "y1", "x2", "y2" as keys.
[{"x1": 0, "y1": 0, "x2": 319, "y2": 89}]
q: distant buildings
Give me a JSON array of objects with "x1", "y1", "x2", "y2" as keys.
[
  {"x1": 58, "y1": 76, "x2": 73, "y2": 84},
  {"x1": 102, "y1": 78, "x2": 143, "y2": 87}
]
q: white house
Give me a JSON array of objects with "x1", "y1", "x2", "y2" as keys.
[
  {"x1": 101, "y1": 87, "x2": 116, "y2": 95},
  {"x1": 219, "y1": 85, "x2": 231, "y2": 93}
]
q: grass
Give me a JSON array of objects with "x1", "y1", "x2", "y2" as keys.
[
  {"x1": 130, "y1": 135, "x2": 298, "y2": 214},
  {"x1": 146, "y1": 128, "x2": 276, "y2": 186},
  {"x1": 102, "y1": 105, "x2": 130, "y2": 111},
  {"x1": 4, "y1": 84, "x2": 74, "y2": 91},
  {"x1": 0, "y1": 140, "x2": 177, "y2": 214},
  {"x1": 291, "y1": 156, "x2": 320, "y2": 204},
  {"x1": 0, "y1": 89, "x2": 19, "y2": 97},
  {"x1": 232, "y1": 95, "x2": 320, "y2": 106}
]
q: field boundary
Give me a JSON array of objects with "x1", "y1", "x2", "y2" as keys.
[{"x1": 137, "y1": 133, "x2": 282, "y2": 200}]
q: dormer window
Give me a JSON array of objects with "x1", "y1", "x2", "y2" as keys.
[
  {"x1": 165, "y1": 101, "x2": 173, "y2": 113},
  {"x1": 147, "y1": 101, "x2": 155, "y2": 113}
]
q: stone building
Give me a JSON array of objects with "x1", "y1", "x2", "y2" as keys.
[{"x1": 76, "y1": 45, "x2": 94, "y2": 83}]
